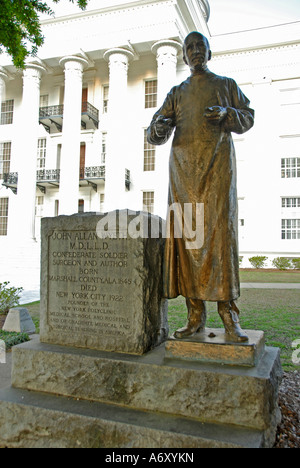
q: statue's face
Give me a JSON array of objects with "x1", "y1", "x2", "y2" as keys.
[{"x1": 183, "y1": 33, "x2": 211, "y2": 72}]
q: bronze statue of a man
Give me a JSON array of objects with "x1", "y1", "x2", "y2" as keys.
[{"x1": 147, "y1": 32, "x2": 254, "y2": 342}]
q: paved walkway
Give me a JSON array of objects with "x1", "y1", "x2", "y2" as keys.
[
  {"x1": 241, "y1": 283, "x2": 300, "y2": 289},
  {"x1": 0, "y1": 351, "x2": 12, "y2": 390}
]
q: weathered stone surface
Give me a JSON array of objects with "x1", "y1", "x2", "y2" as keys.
[
  {"x1": 40, "y1": 211, "x2": 168, "y2": 355},
  {"x1": 11, "y1": 339, "x2": 282, "y2": 445},
  {"x1": 0, "y1": 209, "x2": 282, "y2": 449},
  {"x1": 166, "y1": 329, "x2": 265, "y2": 367},
  {"x1": 3, "y1": 308, "x2": 36, "y2": 335},
  {"x1": 0, "y1": 387, "x2": 264, "y2": 448}
]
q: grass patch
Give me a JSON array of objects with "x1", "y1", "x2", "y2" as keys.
[
  {"x1": 239, "y1": 269, "x2": 300, "y2": 283},
  {"x1": 0, "y1": 329, "x2": 30, "y2": 350},
  {"x1": 169, "y1": 289, "x2": 300, "y2": 371},
  {"x1": 8, "y1": 292, "x2": 300, "y2": 371}
]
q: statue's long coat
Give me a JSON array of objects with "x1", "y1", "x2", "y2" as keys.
[{"x1": 147, "y1": 70, "x2": 254, "y2": 301}]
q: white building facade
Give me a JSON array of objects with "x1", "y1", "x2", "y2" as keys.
[{"x1": 0, "y1": 0, "x2": 299, "y2": 293}]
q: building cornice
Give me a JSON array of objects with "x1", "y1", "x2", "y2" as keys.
[
  {"x1": 40, "y1": 0, "x2": 176, "y2": 26},
  {"x1": 210, "y1": 42, "x2": 300, "y2": 83},
  {"x1": 212, "y1": 41, "x2": 300, "y2": 60}
]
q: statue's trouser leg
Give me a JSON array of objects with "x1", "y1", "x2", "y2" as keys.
[
  {"x1": 218, "y1": 301, "x2": 248, "y2": 342},
  {"x1": 174, "y1": 298, "x2": 207, "y2": 339}
]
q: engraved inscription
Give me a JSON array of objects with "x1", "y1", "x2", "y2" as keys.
[{"x1": 48, "y1": 230, "x2": 135, "y2": 337}]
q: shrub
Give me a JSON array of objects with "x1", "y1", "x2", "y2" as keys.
[
  {"x1": 248, "y1": 256, "x2": 268, "y2": 269},
  {"x1": 291, "y1": 258, "x2": 300, "y2": 270},
  {"x1": 0, "y1": 282, "x2": 23, "y2": 315},
  {"x1": 0, "y1": 330, "x2": 29, "y2": 350},
  {"x1": 272, "y1": 257, "x2": 292, "y2": 270}
]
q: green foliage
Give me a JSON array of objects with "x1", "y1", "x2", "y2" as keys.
[
  {"x1": 0, "y1": 0, "x2": 88, "y2": 69},
  {"x1": 292, "y1": 258, "x2": 300, "y2": 270},
  {"x1": 248, "y1": 256, "x2": 268, "y2": 269},
  {"x1": 0, "y1": 330, "x2": 30, "y2": 350},
  {"x1": 272, "y1": 257, "x2": 292, "y2": 270},
  {"x1": 0, "y1": 282, "x2": 23, "y2": 314}
]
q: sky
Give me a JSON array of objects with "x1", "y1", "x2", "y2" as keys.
[
  {"x1": 207, "y1": 0, "x2": 300, "y2": 35},
  {"x1": 44, "y1": 0, "x2": 300, "y2": 36}
]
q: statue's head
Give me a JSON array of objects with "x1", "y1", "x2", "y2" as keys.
[{"x1": 183, "y1": 32, "x2": 211, "y2": 73}]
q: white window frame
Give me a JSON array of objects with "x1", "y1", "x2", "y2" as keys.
[
  {"x1": 101, "y1": 132, "x2": 107, "y2": 164},
  {"x1": 37, "y1": 138, "x2": 47, "y2": 169},
  {"x1": 35, "y1": 196, "x2": 44, "y2": 217},
  {"x1": 0, "y1": 141, "x2": 11, "y2": 179},
  {"x1": 143, "y1": 129, "x2": 155, "y2": 172},
  {"x1": 40, "y1": 94, "x2": 49, "y2": 108},
  {"x1": 281, "y1": 197, "x2": 300, "y2": 208},
  {"x1": 0, "y1": 99, "x2": 14, "y2": 125},
  {"x1": 281, "y1": 219, "x2": 300, "y2": 240},
  {"x1": 103, "y1": 85, "x2": 109, "y2": 114},
  {"x1": 145, "y1": 79, "x2": 158, "y2": 109},
  {"x1": 0, "y1": 198, "x2": 9, "y2": 236},
  {"x1": 281, "y1": 158, "x2": 300, "y2": 178},
  {"x1": 143, "y1": 191, "x2": 154, "y2": 214}
]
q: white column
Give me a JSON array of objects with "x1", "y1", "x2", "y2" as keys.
[
  {"x1": 0, "y1": 67, "x2": 8, "y2": 106},
  {"x1": 58, "y1": 56, "x2": 88, "y2": 215},
  {"x1": 152, "y1": 40, "x2": 181, "y2": 104},
  {"x1": 16, "y1": 61, "x2": 46, "y2": 241},
  {"x1": 151, "y1": 40, "x2": 181, "y2": 218},
  {"x1": 103, "y1": 48, "x2": 134, "y2": 212}
]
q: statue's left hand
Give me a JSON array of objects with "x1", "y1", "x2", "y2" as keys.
[{"x1": 204, "y1": 106, "x2": 227, "y2": 124}]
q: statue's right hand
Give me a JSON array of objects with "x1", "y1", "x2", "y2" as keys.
[{"x1": 154, "y1": 115, "x2": 173, "y2": 137}]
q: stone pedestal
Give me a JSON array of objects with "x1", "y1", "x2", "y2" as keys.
[
  {"x1": 0, "y1": 338, "x2": 281, "y2": 448},
  {"x1": 166, "y1": 328, "x2": 265, "y2": 367},
  {"x1": 0, "y1": 211, "x2": 282, "y2": 448},
  {"x1": 39, "y1": 211, "x2": 168, "y2": 355},
  {"x1": 3, "y1": 308, "x2": 36, "y2": 335}
]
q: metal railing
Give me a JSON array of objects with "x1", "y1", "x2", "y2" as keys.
[
  {"x1": 125, "y1": 168, "x2": 130, "y2": 189},
  {"x1": 3, "y1": 172, "x2": 18, "y2": 184},
  {"x1": 80, "y1": 166, "x2": 105, "y2": 180},
  {"x1": 81, "y1": 101, "x2": 99, "y2": 121},
  {"x1": 36, "y1": 169, "x2": 61, "y2": 182},
  {"x1": 39, "y1": 105, "x2": 64, "y2": 118},
  {"x1": 39, "y1": 102, "x2": 99, "y2": 121}
]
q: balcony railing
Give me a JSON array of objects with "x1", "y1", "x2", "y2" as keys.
[
  {"x1": 80, "y1": 166, "x2": 105, "y2": 180},
  {"x1": 36, "y1": 169, "x2": 61, "y2": 182},
  {"x1": 2, "y1": 172, "x2": 18, "y2": 194},
  {"x1": 39, "y1": 101, "x2": 99, "y2": 133},
  {"x1": 2, "y1": 165, "x2": 127, "y2": 195},
  {"x1": 125, "y1": 168, "x2": 131, "y2": 190},
  {"x1": 81, "y1": 102, "x2": 99, "y2": 128},
  {"x1": 39, "y1": 105, "x2": 64, "y2": 119},
  {"x1": 3, "y1": 172, "x2": 18, "y2": 185}
]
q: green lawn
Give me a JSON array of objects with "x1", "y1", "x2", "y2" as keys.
[
  {"x1": 168, "y1": 289, "x2": 300, "y2": 371},
  {"x1": 0, "y1": 330, "x2": 30, "y2": 350},
  {"x1": 2, "y1": 286, "x2": 299, "y2": 371},
  {"x1": 239, "y1": 269, "x2": 300, "y2": 283}
]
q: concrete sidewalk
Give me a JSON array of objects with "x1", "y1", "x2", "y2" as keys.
[
  {"x1": 0, "y1": 350, "x2": 12, "y2": 390},
  {"x1": 241, "y1": 283, "x2": 300, "y2": 289}
]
